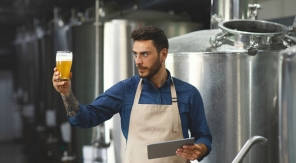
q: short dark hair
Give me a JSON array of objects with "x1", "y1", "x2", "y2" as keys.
[{"x1": 131, "y1": 26, "x2": 169, "y2": 54}]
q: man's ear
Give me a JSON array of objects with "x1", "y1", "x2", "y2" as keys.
[{"x1": 161, "y1": 48, "x2": 168, "y2": 61}]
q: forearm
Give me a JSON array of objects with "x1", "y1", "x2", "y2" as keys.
[{"x1": 61, "y1": 90, "x2": 79, "y2": 117}]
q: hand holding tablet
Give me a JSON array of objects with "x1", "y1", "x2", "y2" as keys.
[{"x1": 147, "y1": 137, "x2": 195, "y2": 159}]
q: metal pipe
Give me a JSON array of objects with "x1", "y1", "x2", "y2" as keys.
[
  {"x1": 211, "y1": 0, "x2": 234, "y2": 29},
  {"x1": 211, "y1": 0, "x2": 259, "y2": 29},
  {"x1": 53, "y1": 7, "x2": 59, "y2": 30},
  {"x1": 92, "y1": 1, "x2": 110, "y2": 163},
  {"x1": 232, "y1": 136, "x2": 268, "y2": 163},
  {"x1": 95, "y1": 0, "x2": 100, "y2": 97}
]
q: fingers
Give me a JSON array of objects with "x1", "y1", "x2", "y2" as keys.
[
  {"x1": 176, "y1": 144, "x2": 201, "y2": 161},
  {"x1": 52, "y1": 69, "x2": 66, "y2": 88},
  {"x1": 52, "y1": 68, "x2": 72, "y2": 81},
  {"x1": 52, "y1": 68, "x2": 72, "y2": 95},
  {"x1": 52, "y1": 70, "x2": 61, "y2": 82}
]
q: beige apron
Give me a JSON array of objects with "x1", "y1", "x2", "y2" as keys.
[{"x1": 124, "y1": 78, "x2": 190, "y2": 163}]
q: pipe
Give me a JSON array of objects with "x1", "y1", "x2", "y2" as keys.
[
  {"x1": 232, "y1": 136, "x2": 268, "y2": 163},
  {"x1": 211, "y1": 0, "x2": 260, "y2": 29},
  {"x1": 95, "y1": 0, "x2": 100, "y2": 97},
  {"x1": 53, "y1": 7, "x2": 59, "y2": 30},
  {"x1": 92, "y1": 1, "x2": 110, "y2": 163}
]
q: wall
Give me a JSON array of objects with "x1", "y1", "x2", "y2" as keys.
[{"x1": 258, "y1": 0, "x2": 296, "y2": 20}]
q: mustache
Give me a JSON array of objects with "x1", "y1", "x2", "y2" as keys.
[{"x1": 136, "y1": 66, "x2": 147, "y2": 69}]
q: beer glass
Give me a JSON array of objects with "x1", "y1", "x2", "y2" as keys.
[{"x1": 56, "y1": 51, "x2": 73, "y2": 81}]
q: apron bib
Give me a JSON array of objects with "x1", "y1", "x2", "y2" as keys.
[{"x1": 124, "y1": 78, "x2": 190, "y2": 163}]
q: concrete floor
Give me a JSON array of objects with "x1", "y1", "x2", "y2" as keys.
[{"x1": 0, "y1": 141, "x2": 27, "y2": 163}]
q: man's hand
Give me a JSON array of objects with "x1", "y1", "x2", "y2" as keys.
[
  {"x1": 52, "y1": 67, "x2": 72, "y2": 95},
  {"x1": 176, "y1": 143, "x2": 208, "y2": 161},
  {"x1": 52, "y1": 67, "x2": 79, "y2": 117}
]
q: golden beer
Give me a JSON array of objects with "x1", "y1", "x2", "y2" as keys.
[{"x1": 56, "y1": 51, "x2": 72, "y2": 81}]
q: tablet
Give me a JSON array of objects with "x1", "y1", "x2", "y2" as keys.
[{"x1": 147, "y1": 137, "x2": 195, "y2": 159}]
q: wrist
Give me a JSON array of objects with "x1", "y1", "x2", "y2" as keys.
[
  {"x1": 197, "y1": 143, "x2": 208, "y2": 158},
  {"x1": 61, "y1": 90, "x2": 71, "y2": 96}
]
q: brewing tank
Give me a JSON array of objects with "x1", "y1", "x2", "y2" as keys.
[
  {"x1": 278, "y1": 46, "x2": 296, "y2": 163},
  {"x1": 166, "y1": 19, "x2": 296, "y2": 163}
]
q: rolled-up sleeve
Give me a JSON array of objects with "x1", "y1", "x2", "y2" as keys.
[
  {"x1": 189, "y1": 88, "x2": 212, "y2": 161},
  {"x1": 68, "y1": 81, "x2": 125, "y2": 128}
]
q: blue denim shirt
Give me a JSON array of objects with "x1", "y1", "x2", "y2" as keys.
[{"x1": 68, "y1": 70, "x2": 212, "y2": 160}]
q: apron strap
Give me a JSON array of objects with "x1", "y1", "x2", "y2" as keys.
[
  {"x1": 171, "y1": 78, "x2": 179, "y2": 132},
  {"x1": 133, "y1": 78, "x2": 143, "y2": 105}
]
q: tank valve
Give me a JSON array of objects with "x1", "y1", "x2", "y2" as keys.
[
  {"x1": 288, "y1": 16, "x2": 296, "y2": 35},
  {"x1": 248, "y1": 4, "x2": 262, "y2": 20},
  {"x1": 279, "y1": 36, "x2": 291, "y2": 48},
  {"x1": 211, "y1": 14, "x2": 224, "y2": 25},
  {"x1": 247, "y1": 36, "x2": 258, "y2": 55},
  {"x1": 210, "y1": 33, "x2": 227, "y2": 47}
]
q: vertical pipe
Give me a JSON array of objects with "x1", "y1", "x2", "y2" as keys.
[
  {"x1": 93, "y1": 1, "x2": 109, "y2": 163},
  {"x1": 211, "y1": 0, "x2": 233, "y2": 29},
  {"x1": 54, "y1": 7, "x2": 59, "y2": 30},
  {"x1": 95, "y1": 0, "x2": 100, "y2": 97},
  {"x1": 211, "y1": 0, "x2": 258, "y2": 29}
]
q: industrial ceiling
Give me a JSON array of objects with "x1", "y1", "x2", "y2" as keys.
[{"x1": 0, "y1": 0, "x2": 211, "y2": 27}]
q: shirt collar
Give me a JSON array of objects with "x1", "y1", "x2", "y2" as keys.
[{"x1": 142, "y1": 69, "x2": 172, "y2": 89}]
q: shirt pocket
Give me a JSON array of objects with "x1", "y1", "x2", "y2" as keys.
[
  {"x1": 178, "y1": 102, "x2": 189, "y2": 114},
  {"x1": 178, "y1": 103, "x2": 189, "y2": 133}
]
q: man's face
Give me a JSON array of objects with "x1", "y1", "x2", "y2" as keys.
[{"x1": 133, "y1": 40, "x2": 162, "y2": 79}]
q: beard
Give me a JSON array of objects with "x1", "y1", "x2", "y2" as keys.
[{"x1": 137, "y1": 56, "x2": 162, "y2": 79}]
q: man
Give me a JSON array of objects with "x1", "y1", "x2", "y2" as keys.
[{"x1": 53, "y1": 26, "x2": 212, "y2": 163}]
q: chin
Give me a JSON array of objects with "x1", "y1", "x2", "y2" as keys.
[
  {"x1": 139, "y1": 74, "x2": 147, "y2": 78},
  {"x1": 138, "y1": 72, "x2": 149, "y2": 78}
]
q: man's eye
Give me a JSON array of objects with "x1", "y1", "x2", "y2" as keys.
[
  {"x1": 133, "y1": 53, "x2": 138, "y2": 57},
  {"x1": 143, "y1": 53, "x2": 148, "y2": 57}
]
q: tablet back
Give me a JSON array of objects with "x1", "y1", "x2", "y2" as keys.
[{"x1": 147, "y1": 137, "x2": 195, "y2": 159}]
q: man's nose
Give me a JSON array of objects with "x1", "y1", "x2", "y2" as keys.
[{"x1": 135, "y1": 55, "x2": 142, "y2": 64}]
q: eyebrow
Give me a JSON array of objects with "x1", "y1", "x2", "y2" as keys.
[{"x1": 132, "y1": 51, "x2": 151, "y2": 54}]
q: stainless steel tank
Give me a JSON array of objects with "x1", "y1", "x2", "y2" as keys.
[
  {"x1": 278, "y1": 46, "x2": 296, "y2": 163},
  {"x1": 166, "y1": 19, "x2": 296, "y2": 163},
  {"x1": 103, "y1": 9, "x2": 204, "y2": 163},
  {"x1": 15, "y1": 27, "x2": 30, "y2": 104},
  {"x1": 41, "y1": 21, "x2": 55, "y2": 112}
]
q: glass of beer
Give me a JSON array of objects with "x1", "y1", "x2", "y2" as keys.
[{"x1": 56, "y1": 51, "x2": 73, "y2": 81}]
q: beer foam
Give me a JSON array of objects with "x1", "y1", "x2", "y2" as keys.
[{"x1": 56, "y1": 51, "x2": 73, "y2": 61}]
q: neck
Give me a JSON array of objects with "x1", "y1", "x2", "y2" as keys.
[{"x1": 148, "y1": 67, "x2": 167, "y2": 88}]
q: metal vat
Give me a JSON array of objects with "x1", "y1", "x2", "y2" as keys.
[
  {"x1": 278, "y1": 46, "x2": 296, "y2": 163},
  {"x1": 166, "y1": 19, "x2": 296, "y2": 163}
]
